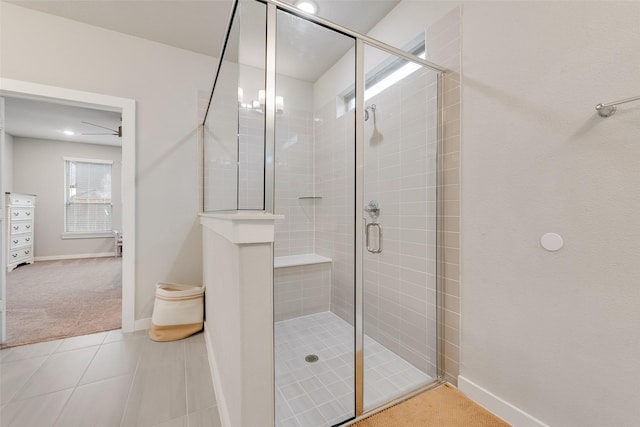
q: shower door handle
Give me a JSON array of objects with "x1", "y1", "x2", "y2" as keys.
[{"x1": 365, "y1": 222, "x2": 383, "y2": 254}]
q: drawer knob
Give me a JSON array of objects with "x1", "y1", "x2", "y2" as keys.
[
  {"x1": 25, "y1": 250, "x2": 30, "y2": 255},
  {"x1": 26, "y1": 212, "x2": 31, "y2": 216},
  {"x1": 12, "y1": 253, "x2": 17, "y2": 258},
  {"x1": 13, "y1": 226, "x2": 18, "y2": 230},
  {"x1": 13, "y1": 212, "x2": 18, "y2": 216},
  {"x1": 25, "y1": 237, "x2": 30, "y2": 242},
  {"x1": 26, "y1": 225, "x2": 31, "y2": 229},
  {"x1": 13, "y1": 239, "x2": 18, "y2": 244}
]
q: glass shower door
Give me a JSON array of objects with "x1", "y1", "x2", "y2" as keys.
[
  {"x1": 273, "y1": 8, "x2": 357, "y2": 427},
  {"x1": 360, "y1": 42, "x2": 440, "y2": 412}
]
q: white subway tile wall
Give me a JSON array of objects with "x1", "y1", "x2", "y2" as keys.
[
  {"x1": 359, "y1": 60, "x2": 439, "y2": 378},
  {"x1": 275, "y1": 264, "x2": 332, "y2": 322},
  {"x1": 274, "y1": 107, "x2": 316, "y2": 258},
  {"x1": 313, "y1": 103, "x2": 356, "y2": 324},
  {"x1": 238, "y1": 109, "x2": 265, "y2": 210},
  {"x1": 272, "y1": 106, "x2": 323, "y2": 320}
]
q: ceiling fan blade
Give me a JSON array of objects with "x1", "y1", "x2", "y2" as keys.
[{"x1": 81, "y1": 121, "x2": 118, "y2": 133}]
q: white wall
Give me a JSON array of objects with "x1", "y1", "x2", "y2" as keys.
[
  {"x1": 0, "y1": 3, "x2": 215, "y2": 319},
  {"x1": 460, "y1": 2, "x2": 640, "y2": 426},
  {"x1": 12, "y1": 137, "x2": 121, "y2": 258}
]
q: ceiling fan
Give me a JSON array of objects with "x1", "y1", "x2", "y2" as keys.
[{"x1": 81, "y1": 121, "x2": 122, "y2": 137}]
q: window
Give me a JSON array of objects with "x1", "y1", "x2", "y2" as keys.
[
  {"x1": 64, "y1": 158, "x2": 113, "y2": 234},
  {"x1": 340, "y1": 36, "x2": 426, "y2": 114}
]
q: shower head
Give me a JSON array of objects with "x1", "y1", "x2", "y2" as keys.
[{"x1": 364, "y1": 104, "x2": 377, "y2": 121}]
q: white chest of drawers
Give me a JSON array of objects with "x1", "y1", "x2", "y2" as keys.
[{"x1": 5, "y1": 192, "x2": 36, "y2": 272}]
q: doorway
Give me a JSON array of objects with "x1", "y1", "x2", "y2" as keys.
[{"x1": 0, "y1": 78, "x2": 136, "y2": 345}]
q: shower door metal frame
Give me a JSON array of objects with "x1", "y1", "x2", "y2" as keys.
[
  {"x1": 354, "y1": 39, "x2": 365, "y2": 417},
  {"x1": 264, "y1": 2, "x2": 277, "y2": 214},
  {"x1": 203, "y1": 0, "x2": 449, "y2": 422}
]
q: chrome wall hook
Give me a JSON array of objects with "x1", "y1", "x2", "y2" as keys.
[
  {"x1": 596, "y1": 103, "x2": 617, "y2": 118},
  {"x1": 595, "y1": 95, "x2": 640, "y2": 118}
]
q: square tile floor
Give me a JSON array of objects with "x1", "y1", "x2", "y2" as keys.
[
  {"x1": 0, "y1": 329, "x2": 220, "y2": 427},
  {"x1": 275, "y1": 311, "x2": 433, "y2": 427},
  {"x1": 2, "y1": 314, "x2": 432, "y2": 427}
]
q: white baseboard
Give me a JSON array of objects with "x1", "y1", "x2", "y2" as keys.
[
  {"x1": 458, "y1": 376, "x2": 549, "y2": 427},
  {"x1": 204, "y1": 322, "x2": 231, "y2": 427},
  {"x1": 134, "y1": 317, "x2": 151, "y2": 331},
  {"x1": 35, "y1": 252, "x2": 117, "y2": 261}
]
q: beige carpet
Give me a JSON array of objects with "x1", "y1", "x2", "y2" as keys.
[
  {"x1": 351, "y1": 384, "x2": 511, "y2": 427},
  {"x1": 2, "y1": 257, "x2": 121, "y2": 348}
]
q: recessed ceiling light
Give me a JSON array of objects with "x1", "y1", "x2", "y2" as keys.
[
  {"x1": 63, "y1": 130, "x2": 75, "y2": 136},
  {"x1": 295, "y1": 0, "x2": 317, "y2": 14}
]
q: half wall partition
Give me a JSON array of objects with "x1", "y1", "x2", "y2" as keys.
[{"x1": 203, "y1": 1, "x2": 446, "y2": 425}]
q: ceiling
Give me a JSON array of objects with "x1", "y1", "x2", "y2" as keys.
[
  {"x1": 238, "y1": 3, "x2": 363, "y2": 82},
  {"x1": 6, "y1": 0, "x2": 233, "y2": 58},
  {"x1": 4, "y1": 97, "x2": 122, "y2": 147},
  {"x1": 3, "y1": 0, "x2": 399, "y2": 142},
  {"x1": 7, "y1": 0, "x2": 399, "y2": 58}
]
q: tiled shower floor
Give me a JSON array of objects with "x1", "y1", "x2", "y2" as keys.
[{"x1": 275, "y1": 311, "x2": 432, "y2": 427}]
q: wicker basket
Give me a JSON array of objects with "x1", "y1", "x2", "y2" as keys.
[{"x1": 149, "y1": 282, "x2": 204, "y2": 342}]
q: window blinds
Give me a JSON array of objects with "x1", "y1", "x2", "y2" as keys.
[{"x1": 65, "y1": 159, "x2": 113, "y2": 233}]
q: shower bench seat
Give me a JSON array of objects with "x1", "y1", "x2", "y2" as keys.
[
  {"x1": 273, "y1": 254, "x2": 333, "y2": 322},
  {"x1": 274, "y1": 253, "x2": 331, "y2": 268}
]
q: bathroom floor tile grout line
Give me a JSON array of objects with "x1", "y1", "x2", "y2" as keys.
[
  {"x1": 2, "y1": 347, "x2": 54, "y2": 404},
  {"x1": 59, "y1": 333, "x2": 110, "y2": 426},
  {"x1": 1, "y1": 330, "x2": 221, "y2": 427},
  {"x1": 275, "y1": 311, "x2": 432, "y2": 426},
  {"x1": 118, "y1": 333, "x2": 146, "y2": 427},
  {"x1": 183, "y1": 340, "x2": 190, "y2": 416},
  {"x1": 51, "y1": 342, "x2": 102, "y2": 427},
  {"x1": 2, "y1": 334, "x2": 106, "y2": 425}
]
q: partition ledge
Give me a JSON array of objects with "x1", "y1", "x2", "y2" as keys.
[{"x1": 199, "y1": 212, "x2": 284, "y2": 244}]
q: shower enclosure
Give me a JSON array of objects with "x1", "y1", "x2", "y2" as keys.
[{"x1": 203, "y1": 0, "x2": 446, "y2": 425}]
